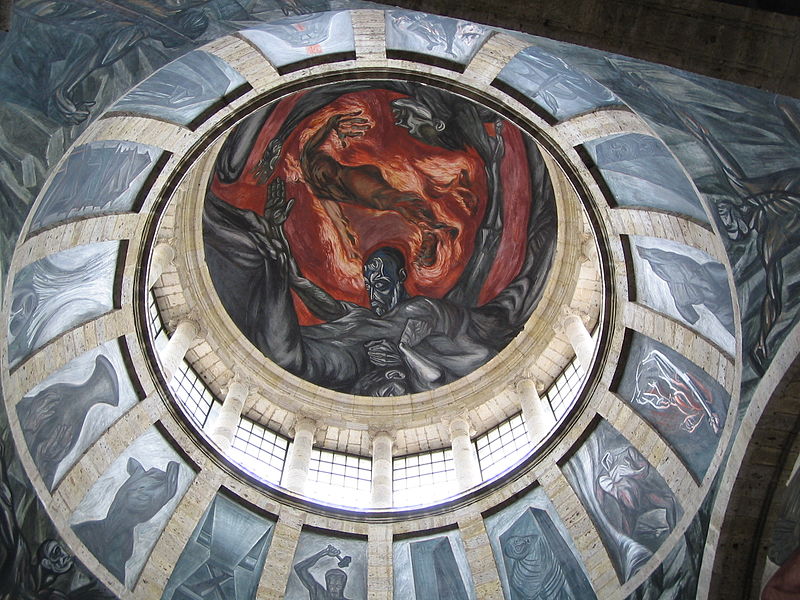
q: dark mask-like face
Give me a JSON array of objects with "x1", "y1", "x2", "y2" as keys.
[
  {"x1": 363, "y1": 249, "x2": 407, "y2": 316},
  {"x1": 391, "y1": 98, "x2": 444, "y2": 146}
]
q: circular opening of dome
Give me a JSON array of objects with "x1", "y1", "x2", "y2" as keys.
[{"x1": 146, "y1": 75, "x2": 605, "y2": 511}]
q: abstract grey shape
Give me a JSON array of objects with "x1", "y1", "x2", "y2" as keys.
[
  {"x1": 16, "y1": 339, "x2": 139, "y2": 491},
  {"x1": 70, "y1": 428, "x2": 194, "y2": 588},
  {"x1": 497, "y1": 46, "x2": 618, "y2": 121},
  {"x1": 241, "y1": 12, "x2": 354, "y2": 69},
  {"x1": 562, "y1": 420, "x2": 682, "y2": 582},
  {"x1": 385, "y1": 11, "x2": 490, "y2": 65},
  {"x1": 410, "y1": 537, "x2": 469, "y2": 600},
  {"x1": 630, "y1": 236, "x2": 735, "y2": 354},
  {"x1": 162, "y1": 493, "x2": 275, "y2": 600},
  {"x1": 112, "y1": 51, "x2": 245, "y2": 126},
  {"x1": 583, "y1": 133, "x2": 708, "y2": 223},
  {"x1": 8, "y1": 241, "x2": 119, "y2": 368},
  {"x1": 30, "y1": 141, "x2": 162, "y2": 232}
]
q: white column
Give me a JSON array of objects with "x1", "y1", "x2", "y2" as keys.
[
  {"x1": 515, "y1": 377, "x2": 555, "y2": 444},
  {"x1": 555, "y1": 307, "x2": 594, "y2": 372},
  {"x1": 371, "y1": 430, "x2": 394, "y2": 508},
  {"x1": 209, "y1": 375, "x2": 249, "y2": 451},
  {"x1": 148, "y1": 242, "x2": 175, "y2": 288},
  {"x1": 161, "y1": 318, "x2": 200, "y2": 382},
  {"x1": 282, "y1": 417, "x2": 317, "y2": 495},
  {"x1": 448, "y1": 416, "x2": 481, "y2": 491}
]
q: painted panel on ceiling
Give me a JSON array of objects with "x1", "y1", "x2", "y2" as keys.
[
  {"x1": 29, "y1": 141, "x2": 163, "y2": 233},
  {"x1": 385, "y1": 10, "x2": 490, "y2": 65},
  {"x1": 615, "y1": 332, "x2": 729, "y2": 480},
  {"x1": 162, "y1": 493, "x2": 275, "y2": 600},
  {"x1": 70, "y1": 427, "x2": 195, "y2": 589},
  {"x1": 393, "y1": 529, "x2": 475, "y2": 600},
  {"x1": 484, "y1": 485, "x2": 596, "y2": 599},
  {"x1": 16, "y1": 338, "x2": 139, "y2": 491},
  {"x1": 562, "y1": 419, "x2": 683, "y2": 583},
  {"x1": 629, "y1": 235, "x2": 735, "y2": 354},
  {"x1": 584, "y1": 133, "x2": 708, "y2": 224},
  {"x1": 240, "y1": 11, "x2": 354, "y2": 69},
  {"x1": 7, "y1": 241, "x2": 119, "y2": 368},
  {"x1": 111, "y1": 51, "x2": 245, "y2": 126}
]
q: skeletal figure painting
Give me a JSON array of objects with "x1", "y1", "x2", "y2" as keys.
[
  {"x1": 563, "y1": 420, "x2": 682, "y2": 582},
  {"x1": 629, "y1": 236, "x2": 735, "y2": 355},
  {"x1": 484, "y1": 485, "x2": 595, "y2": 600},
  {"x1": 393, "y1": 530, "x2": 476, "y2": 600},
  {"x1": 162, "y1": 493, "x2": 275, "y2": 600},
  {"x1": 70, "y1": 428, "x2": 194, "y2": 588},
  {"x1": 7, "y1": 241, "x2": 120, "y2": 368},
  {"x1": 16, "y1": 338, "x2": 139, "y2": 491},
  {"x1": 616, "y1": 333, "x2": 729, "y2": 480}
]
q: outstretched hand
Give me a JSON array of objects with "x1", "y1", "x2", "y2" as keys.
[
  {"x1": 245, "y1": 177, "x2": 295, "y2": 260},
  {"x1": 328, "y1": 111, "x2": 371, "y2": 147}
]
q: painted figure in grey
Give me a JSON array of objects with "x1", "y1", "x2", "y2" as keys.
[
  {"x1": 388, "y1": 12, "x2": 486, "y2": 60},
  {"x1": 633, "y1": 349, "x2": 721, "y2": 435},
  {"x1": 73, "y1": 457, "x2": 179, "y2": 583},
  {"x1": 409, "y1": 536, "x2": 470, "y2": 600},
  {"x1": 597, "y1": 445, "x2": 677, "y2": 552},
  {"x1": 18, "y1": 354, "x2": 120, "y2": 490},
  {"x1": 294, "y1": 544, "x2": 352, "y2": 600},
  {"x1": 678, "y1": 104, "x2": 800, "y2": 373},
  {"x1": 636, "y1": 246, "x2": 734, "y2": 335},
  {"x1": 502, "y1": 534, "x2": 569, "y2": 600},
  {"x1": 0, "y1": 443, "x2": 78, "y2": 600},
  {"x1": 204, "y1": 172, "x2": 551, "y2": 395}
]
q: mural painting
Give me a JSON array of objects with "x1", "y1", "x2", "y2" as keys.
[
  {"x1": 203, "y1": 80, "x2": 557, "y2": 396},
  {"x1": 615, "y1": 333, "x2": 729, "y2": 480},
  {"x1": 16, "y1": 338, "x2": 140, "y2": 491},
  {"x1": 385, "y1": 11, "x2": 490, "y2": 66},
  {"x1": 111, "y1": 50, "x2": 246, "y2": 126},
  {"x1": 496, "y1": 46, "x2": 619, "y2": 121},
  {"x1": 483, "y1": 485, "x2": 595, "y2": 600},
  {"x1": 69, "y1": 427, "x2": 195, "y2": 589},
  {"x1": 393, "y1": 529, "x2": 475, "y2": 600},
  {"x1": 582, "y1": 133, "x2": 708, "y2": 224},
  {"x1": 162, "y1": 492, "x2": 275, "y2": 600},
  {"x1": 562, "y1": 419, "x2": 682, "y2": 582},
  {"x1": 284, "y1": 529, "x2": 367, "y2": 600},
  {"x1": 7, "y1": 240, "x2": 120, "y2": 368},
  {"x1": 629, "y1": 235, "x2": 735, "y2": 355},
  {"x1": 762, "y1": 466, "x2": 800, "y2": 598}
]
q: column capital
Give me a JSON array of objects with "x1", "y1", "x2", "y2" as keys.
[
  {"x1": 579, "y1": 232, "x2": 595, "y2": 263},
  {"x1": 445, "y1": 415, "x2": 475, "y2": 438},
  {"x1": 168, "y1": 314, "x2": 205, "y2": 342},
  {"x1": 368, "y1": 429, "x2": 396, "y2": 445},
  {"x1": 152, "y1": 241, "x2": 176, "y2": 263},
  {"x1": 553, "y1": 305, "x2": 588, "y2": 335},
  {"x1": 514, "y1": 375, "x2": 544, "y2": 396},
  {"x1": 290, "y1": 415, "x2": 318, "y2": 438},
  {"x1": 221, "y1": 367, "x2": 253, "y2": 395}
]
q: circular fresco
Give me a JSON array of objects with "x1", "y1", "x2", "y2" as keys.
[{"x1": 203, "y1": 81, "x2": 557, "y2": 396}]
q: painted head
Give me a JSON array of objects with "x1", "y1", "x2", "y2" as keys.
[
  {"x1": 391, "y1": 97, "x2": 446, "y2": 147},
  {"x1": 325, "y1": 568, "x2": 348, "y2": 598},
  {"x1": 363, "y1": 248, "x2": 408, "y2": 316}
]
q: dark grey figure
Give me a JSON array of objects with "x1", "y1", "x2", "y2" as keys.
[
  {"x1": 72, "y1": 458, "x2": 179, "y2": 584},
  {"x1": 294, "y1": 544, "x2": 352, "y2": 600}
]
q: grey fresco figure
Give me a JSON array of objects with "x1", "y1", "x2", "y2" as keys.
[
  {"x1": 294, "y1": 544, "x2": 354, "y2": 600},
  {"x1": 73, "y1": 457, "x2": 179, "y2": 585},
  {"x1": 409, "y1": 536, "x2": 469, "y2": 600},
  {"x1": 163, "y1": 493, "x2": 274, "y2": 600},
  {"x1": 17, "y1": 355, "x2": 119, "y2": 491},
  {"x1": 385, "y1": 11, "x2": 489, "y2": 65}
]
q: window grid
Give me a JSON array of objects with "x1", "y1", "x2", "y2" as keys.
[
  {"x1": 475, "y1": 413, "x2": 533, "y2": 480},
  {"x1": 307, "y1": 449, "x2": 372, "y2": 507},
  {"x1": 393, "y1": 449, "x2": 458, "y2": 507},
  {"x1": 169, "y1": 361, "x2": 215, "y2": 427},
  {"x1": 230, "y1": 419, "x2": 288, "y2": 485},
  {"x1": 544, "y1": 359, "x2": 582, "y2": 419},
  {"x1": 147, "y1": 291, "x2": 167, "y2": 344}
]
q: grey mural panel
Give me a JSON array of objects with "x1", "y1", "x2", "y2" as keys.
[
  {"x1": 30, "y1": 141, "x2": 162, "y2": 232},
  {"x1": 16, "y1": 339, "x2": 139, "y2": 491},
  {"x1": 162, "y1": 493, "x2": 275, "y2": 600},
  {"x1": 393, "y1": 530, "x2": 476, "y2": 600},
  {"x1": 484, "y1": 486, "x2": 595, "y2": 600},
  {"x1": 629, "y1": 235, "x2": 735, "y2": 354},
  {"x1": 385, "y1": 11, "x2": 490, "y2": 65},
  {"x1": 583, "y1": 133, "x2": 708, "y2": 223},
  {"x1": 112, "y1": 51, "x2": 245, "y2": 126},
  {"x1": 562, "y1": 419, "x2": 682, "y2": 582},
  {"x1": 615, "y1": 333, "x2": 729, "y2": 480},
  {"x1": 285, "y1": 529, "x2": 367, "y2": 600},
  {"x1": 497, "y1": 46, "x2": 618, "y2": 121},
  {"x1": 8, "y1": 241, "x2": 119, "y2": 368},
  {"x1": 241, "y1": 12, "x2": 355, "y2": 69},
  {"x1": 70, "y1": 427, "x2": 195, "y2": 589}
]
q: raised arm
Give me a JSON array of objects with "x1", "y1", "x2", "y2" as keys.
[{"x1": 294, "y1": 545, "x2": 340, "y2": 593}]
